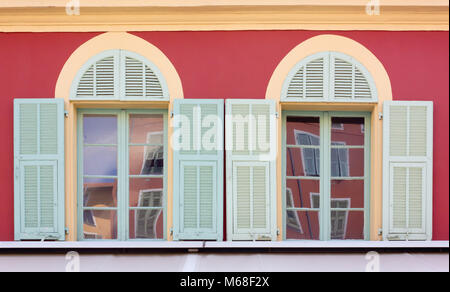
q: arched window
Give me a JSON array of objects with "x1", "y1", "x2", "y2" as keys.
[
  {"x1": 70, "y1": 50, "x2": 169, "y2": 100},
  {"x1": 281, "y1": 52, "x2": 377, "y2": 102}
]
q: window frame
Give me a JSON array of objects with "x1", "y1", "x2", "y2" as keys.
[
  {"x1": 282, "y1": 110, "x2": 371, "y2": 241},
  {"x1": 76, "y1": 108, "x2": 168, "y2": 241}
]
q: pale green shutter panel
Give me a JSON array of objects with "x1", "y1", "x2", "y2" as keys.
[
  {"x1": 173, "y1": 99, "x2": 224, "y2": 240},
  {"x1": 226, "y1": 99, "x2": 277, "y2": 241},
  {"x1": 382, "y1": 101, "x2": 433, "y2": 241},
  {"x1": 14, "y1": 99, "x2": 65, "y2": 240}
]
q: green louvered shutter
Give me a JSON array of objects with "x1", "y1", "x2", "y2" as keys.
[
  {"x1": 14, "y1": 99, "x2": 65, "y2": 240},
  {"x1": 173, "y1": 99, "x2": 224, "y2": 240},
  {"x1": 382, "y1": 101, "x2": 433, "y2": 241},
  {"x1": 226, "y1": 99, "x2": 277, "y2": 241}
]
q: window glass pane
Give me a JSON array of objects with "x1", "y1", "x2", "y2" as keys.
[
  {"x1": 129, "y1": 114, "x2": 164, "y2": 144},
  {"x1": 331, "y1": 117, "x2": 365, "y2": 146},
  {"x1": 331, "y1": 148, "x2": 364, "y2": 177},
  {"x1": 129, "y1": 146, "x2": 164, "y2": 175},
  {"x1": 83, "y1": 115, "x2": 117, "y2": 144},
  {"x1": 286, "y1": 211, "x2": 320, "y2": 240},
  {"x1": 83, "y1": 178, "x2": 118, "y2": 207},
  {"x1": 129, "y1": 210, "x2": 164, "y2": 239},
  {"x1": 286, "y1": 147, "x2": 320, "y2": 177},
  {"x1": 83, "y1": 210, "x2": 117, "y2": 240},
  {"x1": 331, "y1": 180, "x2": 364, "y2": 209},
  {"x1": 83, "y1": 146, "x2": 117, "y2": 176},
  {"x1": 286, "y1": 116, "x2": 320, "y2": 146},
  {"x1": 330, "y1": 210, "x2": 364, "y2": 240},
  {"x1": 129, "y1": 178, "x2": 164, "y2": 208},
  {"x1": 286, "y1": 181, "x2": 320, "y2": 209}
]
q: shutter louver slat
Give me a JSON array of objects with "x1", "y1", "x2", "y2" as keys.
[
  {"x1": 409, "y1": 167, "x2": 423, "y2": 229},
  {"x1": 305, "y1": 58, "x2": 325, "y2": 99},
  {"x1": 333, "y1": 58, "x2": 353, "y2": 99},
  {"x1": 392, "y1": 166, "x2": 407, "y2": 230},
  {"x1": 183, "y1": 165, "x2": 198, "y2": 229},
  {"x1": 236, "y1": 166, "x2": 251, "y2": 229},
  {"x1": 389, "y1": 106, "x2": 408, "y2": 156},
  {"x1": 199, "y1": 166, "x2": 214, "y2": 229},
  {"x1": 409, "y1": 106, "x2": 428, "y2": 156},
  {"x1": 125, "y1": 57, "x2": 144, "y2": 97},
  {"x1": 180, "y1": 104, "x2": 195, "y2": 155},
  {"x1": 145, "y1": 66, "x2": 164, "y2": 98},
  {"x1": 40, "y1": 104, "x2": 58, "y2": 155},
  {"x1": 39, "y1": 165, "x2": 55, "y2": 228},
  {"x1": 383, "y1": 101, "x2": 433, "y2": 241},
  {"x1": 253, "y1": 104, "x2": 271, "y2": 156},
  {"x1": 200, "y1": 104, "x2": 219, "y2": 155},
  {"x1": 232, "y1": 104, "x2": 250, "y2": 156},
  {"x1": 76, "y1": 66, "x2": 94, "y2": 97},
  {"x1": 20, "y1": 104, "x2": 38, "y2": 155},
  {"x1": 24, "y1": 165, "x2": 38, "y2": 228},
  {"x1": 253, "y1": 166, "x2": 267, "y2": 229},
  {"x1": 95, "y1": 57, "x2": 115, "y2": 97},
  {"x1": 354, "y1": 68, "x2": 372, "y2": 99}
]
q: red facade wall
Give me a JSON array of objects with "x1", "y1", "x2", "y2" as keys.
[{"x1": 0, "y1": 31, "x2": 448, "y2": 241}]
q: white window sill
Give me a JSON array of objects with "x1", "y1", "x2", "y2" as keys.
[{"x1": 0, "y1": 241, "x2": 448, "y2": 249}]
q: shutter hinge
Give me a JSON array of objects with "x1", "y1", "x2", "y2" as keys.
[
  {"x1": 277, "y1": 228, "x2": 280, "y2": 236},
  {"x1": 170, "y1": 111, "x2": 174, "y2": 118},
  {"x1": 275, "y1": 112, "x2": 279, "y2": 119},
  {"x1": 378, "y1": 228, "x2": 383, "y2": 236},
  {"x1": 170, "y1": 227, "x2": 174, "y2": 236},
  {"x1": 65, "y1": 227, "x2": 70, "y2": 235},
  {"x1": 64, "y1": 110, "x2": 69, "y2": 118},
  {"x1": 378, "y1": 112, "x2": 383, "y2": 120}
]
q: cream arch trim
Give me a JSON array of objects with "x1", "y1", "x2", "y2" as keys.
[
  {"x1": 267, "y1": 34, "x2": 392, "y2": 241},
  {"x1": 55, "y1": 32, "x2": 184, "y2": 241}
]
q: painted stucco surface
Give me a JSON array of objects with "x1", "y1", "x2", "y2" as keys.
[{"x1": 0, "y1": 31, "x2": 448, "y2": 241}]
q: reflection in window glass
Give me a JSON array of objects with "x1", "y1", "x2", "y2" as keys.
[
  {"x1": 83, "y1": 178, "x2": 118, "y2": 208},
  {"x1": 83, "y1": 115, "x2": 117, "y2": 144},
  {"x1": 286, "y1": 210, "x2": 320, "y2": 240},
  {"x1": 129, "y1": 178, "x2": 163, "y2": 208},
  {"x1": 129, "y1": 145, "x2": 164, "y2": 175},
  {"x1": 331, "y1": 211, "x2": 364, "y2": 240},
  {"x1": 129, "y1": 208, "x2": 164, "y2": 240},
  {"x1": 83, "y1": 210, "x2": 117, "y2": 240},
  {"x1": 83, "y1": 146, "x2": 117, "y2": 176},
  {"x1": 331, "y1": 180, "x2": 364, "y2": 209},
  {"x1": 331, "y1": 117, "x2": 365, "y2": 146},
  {"x1": 286, "y1": 180, "x2": 320, "y2": 209},
  {"x1": 286, "y1": 116, "x2": 320, "y2": 146},
  {"x1": 129, "y1": 114, "x2": 164, "y2": 144}
]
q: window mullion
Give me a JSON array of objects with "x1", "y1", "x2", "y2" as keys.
[
  {"x1": 118, "y1": 110, "x2": 128, "y2": 241},
  {"x1": 322, "y1": 112, "x2": 331, "y2": 241},
  {"x1": 364, "y1": 114, "x2": 371, "y2": 240}
]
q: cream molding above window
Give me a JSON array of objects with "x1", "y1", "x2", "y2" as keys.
[{"x1": 0, "y1": 0, "x2": 448, "y2": 32}]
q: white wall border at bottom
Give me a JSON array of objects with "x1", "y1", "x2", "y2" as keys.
[{"x1": 0, "y1": 241, "x2": 448, "y2": 249}]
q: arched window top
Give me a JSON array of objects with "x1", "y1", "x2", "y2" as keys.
[
  {"x1": 70, "y1": 49, "x2": 169, "y2": 101},
  {"x1": 281, "y1": 52, "x2": 377, "y2": 102}
]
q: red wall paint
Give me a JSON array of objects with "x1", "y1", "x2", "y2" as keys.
[{"x1": 0, "y1": 31, "x2": 448, "y2": 241}]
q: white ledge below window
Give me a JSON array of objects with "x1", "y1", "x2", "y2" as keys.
[{"x1": 0, "y1": 241, "x2": 448, "y2": 249}]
